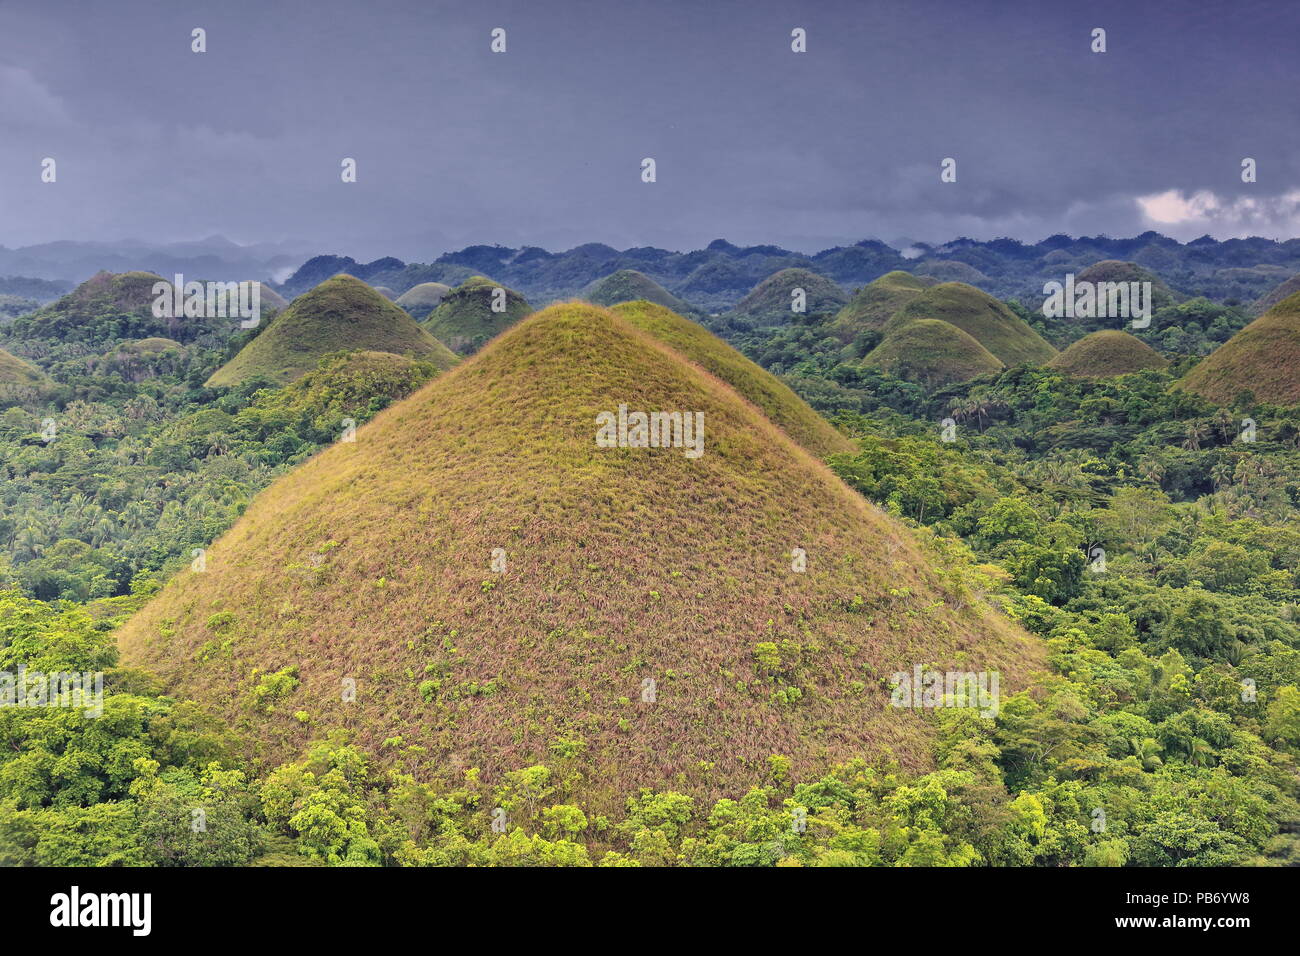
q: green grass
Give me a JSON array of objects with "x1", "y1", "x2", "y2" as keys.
[
  {"x1": 862, "y1": 319, "x2": 1004, "y2": 387},
  {"x1": 829, "y1": 271, "x2": 937, "y2": 343},
  {"x1": 1047, "y1": 330, "x2": 1168, "y2": 378},
  {"x1": 206, "y1": 274, "x2": 458, "y2": 387},
  {"x1": 1181, "y1": 289, "x2": 1300, "y2": 405},
  {"x1": 610, "y1": 300, "x2": 855, "y2": 456},
  {"x1": 119, "y1": 301, "x2": 1043, "y2": 807},
  {"x1": 422, "y1": 276, "x2": 532, "y2": 354},
  {"x1": 584, "y1": 270, "x2": 694, "y2": 313},
  {"x1": 886, "y1": 282, "x2": 1057, "y2": 366},
  {"x1": 729, "y1": 268, "x2": 848, "y2": 325},
  {"x1": 0, "y1": 347, "x2": 47, "y2": 387}
]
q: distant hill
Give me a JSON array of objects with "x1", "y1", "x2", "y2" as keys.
[
  {"x1": 1061, "y1": 260, "x2": 1181, "y2": 330},
  {"x1": 886, "y1": 282, "x2": 1057, "y2": 366},
  {"x1": 395, "y1": 282, "x2": 452, "y2": 315},
  {"x1": 1181, "y1": 291, "x2": 1300, "y2": 406},
  {"x1": 862, "y1": 319, "x2": 1004, "y2": 388},
  {"x1": 96, "y1": 337, "x2": 186, "y2": 381},
  {"x1": 610, "y1": 300, "x2": 854, "y2": 457},
  {"x1": 829, "y1": 271, "x2": 938, "y2": 344},
  {"x1": 266, "y1": 233, "x2": 1300, "y2": 315},
  {"x1": 119, "y1": 301, "x2": 1042, "y2": 803},
  {"x1": 1249, "y1": 273, "x2": 1300, "y2": 317},
  {"x1": 3, "y1": 271, "x2": 277, "y2": 350},
  {"x1": 1047, "y1": 330, "x2": 1169, "y2": 378},
  {"x1": 728, "y1": 268, "x2": 848, "y2": 326},
  {"x1": 422, "y1": 276, "x2": 532, "y2": 354},
  {"x1": 206, "y1": 274, "x2": 457, "y2": 387},
  {"x1": 584, "y1": 270, "x2": 694, "y2": 313}
]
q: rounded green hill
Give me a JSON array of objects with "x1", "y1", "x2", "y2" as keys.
[
  {"x1": 1181, "y1": 290, "x2": 1300, "y2": 406},
  {"x1": 729, "y1": 268, "x2": 848, "y2": 326},
  {"x1": 862, "y1": 319, "x2": 1004, "y2": 387},
  {"x1": 887, "y1": 282, "x2": 1057, "y2": 366},
  {"x1": 206, "y1": 274, "x2": 458, "y2": 388},
  {"x1": 422, "y1": 276, "x2": 532, "y2": 354},
  {"x1": 395, "y1": 282, "x2": 452, "y2": 312},
  {"x1": 829, "y1": 271, "x2": 938, "y2": 343},
  {"x1": 1073, "y1": 260, "x2": 1180, "y2": 312},
  {"x1": 584, "y1": 270, "x2": 694, "y2": 313},
  {"x1": 119, "y1": 302, "x2": 1042, "y2": 804},
  {"x1": 1047, "y1": 330, "x2": 1168, "y2": 378}
]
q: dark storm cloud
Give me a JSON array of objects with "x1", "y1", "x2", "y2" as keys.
[{"x1": 1, "y1": 0, "x2": 1298, "y2": 257}]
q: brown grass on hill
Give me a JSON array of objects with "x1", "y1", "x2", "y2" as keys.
[{"x1": 118, "y1": 302, "x2": 1043, "y2": 807}]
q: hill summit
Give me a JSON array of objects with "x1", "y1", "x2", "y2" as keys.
[
  {"x1": 829, "y1": 270, "x2": 938, "y2": 344},
  {"x1": 584, "y1": 270, "x2": 694, "y2": 313},
  {"x1": 728, "y1": 268, "x2": 848, "y2": 326},
  {"x1": 861, "y1": 318, "x2": 1004, "y2": 387},
  {"x1": 119, "y1": 302, "x2": 1041, "y2": 803},
  {"x1": 1047, "y1": 330, "x2": 1169, "y2": 378},
  {"x1": 422, "y1": 276, "x2": 532, "y2": 354},
  {"x1": 887, "y1": 282, "x2": 1057, "y2": 366},
  {"x1": 1181, "y1": 290, "x2": 1300, "y2": 406},
  {"x1": 206, "y1": 274, "x2": 457, "y2": 388},
  {"x1": 609, "y1": 300, "x2": 854, "y2": 457}
]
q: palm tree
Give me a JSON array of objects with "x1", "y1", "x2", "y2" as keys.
[{"x1": 1182, "y1": 421, "x2": 1208, "y2": 451}]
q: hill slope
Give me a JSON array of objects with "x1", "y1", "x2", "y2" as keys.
[
  {"x1": 862, "y1": 319, "x2": 1004, "y2": 388},
  {"x1": 584, "y1": 270, "x2": 694, "y2": 313},
  {"x1": 829, "y1": 271, "x2": 938, "y2": 343},
  {"x1": 206, "y1": 275, "x2": 457, "y2": 388},
  {"x1": 610, "y1": 300, "x2": 854, "y2": 457},
  {"x1": 1047, "y1": 330, "x2": 1169, "y2": 378},
  {"x1": 422, "y1": 276, "x2": 532, "y2": 354},
  {"x1": 0, "y1": 347, "x2": 47, "y2": 388},
  {"x1": 119, "y1": 302, "x2": 1042, "y2": 804},
  {"x1": 887, "y1": 282, "x2": 1057, "y2": 366},
  {"x1": 1249, "y1": 273, "x2": 1300, "y2": 318},
  {"x1": 1181, "y1": 291, "x2": 1300, "y2": 405},
  {"x1": 728, "y1": 268, "x2": 848, "y2": 326}
]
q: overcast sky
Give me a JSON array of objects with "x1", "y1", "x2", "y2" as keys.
[{"x1": 2, "y1": 0, "x2": 1298, "y2": 259}]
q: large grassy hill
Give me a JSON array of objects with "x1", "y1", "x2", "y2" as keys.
[
  {"x1": 610, "y1": 300, "x2": 854, "y2": 457},
  {"x1": 887, "y1": 282, "x2": 1057, "y2": 366},
  {"x1": 1046, "y1": 330, "x2": 1168, "y2": 379},
  {"x1": 207, "y1": 275, "x2": 457, "y2": 388},
  {"x1": 1181, "y1": 290, "x2": 1300, "y2": 405},
  {"x1": 119, "y1": 302, "x2": 1042, "y2": 805},
  {"x1": 829, "y1": 271, "x2": 938, "y2": 344},
  {"x1": 861, "y1": 319, "x2": 1004, "y2": 388},
  {"x1": 422, "y1": 276, "x2": 532, "y2": 354}
]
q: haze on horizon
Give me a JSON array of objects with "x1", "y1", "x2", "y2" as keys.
[{"x1": 2, "y1": 0, "x2": 1299, "y2": 261}]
